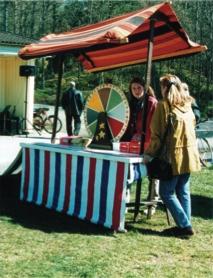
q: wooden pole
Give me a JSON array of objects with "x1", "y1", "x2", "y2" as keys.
[
  {"x1": 145, "y1": 18, "x2": 155, "y2": 91},
  {"x1": 51, "y1": 55, "x2": 64, "y2": 143},
  {"x1": 140, "y1": 18, "x2": 155, "y2": 155},
  {"x1": 134, "y1": 18, "x2": 156, "y2": 222}
]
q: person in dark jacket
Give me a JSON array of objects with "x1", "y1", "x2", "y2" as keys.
[{"x1": 61, "y1": 81, "x2": 84, "y2": 136}]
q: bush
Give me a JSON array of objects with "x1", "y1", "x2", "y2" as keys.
[{"x1": 34, "y1": 88, "x2": 56, "y2": 105}]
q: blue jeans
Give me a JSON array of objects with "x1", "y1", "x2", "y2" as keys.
[{"x1": 160, "y1": 174, "x2": 191, "y2": 228}]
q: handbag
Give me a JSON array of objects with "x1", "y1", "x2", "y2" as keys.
[
  {"x1": 147, "y1": 106, "x2": 173, "y2": 181},
  {"x1": 147, "y1": 157, "x2": 173, "y2": 180}
]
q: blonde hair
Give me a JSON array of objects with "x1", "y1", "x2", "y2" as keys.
[
  {"x1": 147, "y1": 85, "x2": 155, "y2": 98},
  {"x1": 160, "y1": 74, "x2": 192, "y2": 106},
  {"x1": 182, "y1": 82, "x2": 189, "y2": 95},
  {"x1": 182, "y1": 82, "x2": 195, "y2": 102}
]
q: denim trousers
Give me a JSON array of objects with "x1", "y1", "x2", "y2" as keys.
[{"x1": 160, "y1": 173, "x2": 191, "y2": 228}]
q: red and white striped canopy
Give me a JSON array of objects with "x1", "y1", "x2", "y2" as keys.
[{"x1": 19, "y1": 2, "x2": 207, "y2": 72}]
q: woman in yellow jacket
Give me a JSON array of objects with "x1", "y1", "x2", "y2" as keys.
[{"x1": 144, "y1": 74, "x2": 201, "y2": 237}]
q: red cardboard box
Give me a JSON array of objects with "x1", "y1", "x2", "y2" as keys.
[
  {"x1": 113, "y1": 141, "x2": 142, "y2": 154},
  {"x1": 120, "y1": 142, "x2": 130, "y2": 153},
  {"x1": 129, "y1": 141, "x2": 141, "y2": 154},
  {"x1": 60, "y1": 136, "x2": 73, "y2": 145},
  {"x1": 59, "y1": 136, "x2": 80, "y2": 145}
]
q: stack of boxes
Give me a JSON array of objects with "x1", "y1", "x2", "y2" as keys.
[{"x1": 113, "y1": 141, "x2": 141, "y2": 154}]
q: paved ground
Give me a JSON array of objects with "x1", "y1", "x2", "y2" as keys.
[
  {"x1": 0, "y1": 135, "x2": 53, "y2": 175},
  {"x1": 34, "y1": 104, "x2": 89, "y2": 137},
  {"x1": 0, "y1": 105, "x2": 89, "y2": 175}
]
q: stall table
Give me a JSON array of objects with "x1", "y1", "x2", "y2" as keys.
[{"x1": 20, "y1": 143, "x2": 146, "y2": 231}]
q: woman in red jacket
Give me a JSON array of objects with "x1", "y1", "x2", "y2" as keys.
[
  {"x1": 121, "y1": 77, "x2": 158, "y2": 212},
  {"x1": 121, "y1": 77, "x2": 157, "y2": 150}
]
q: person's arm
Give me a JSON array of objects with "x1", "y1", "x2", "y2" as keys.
[
  {"x1": 79, "y1": 91, "x2": 84, "y2": 111},
  {"x1": 61, "y1": 93, "x2": 66, "y2": 109},
  {"x1": 144, "y1": 101, "x2": 168, "y2": 158},
  {"x1": 144, "y1": 97, "x2": 158, "y2": 146},
  {"x1": 75, "y1": 91, "x2": 84, "y2": 112}
]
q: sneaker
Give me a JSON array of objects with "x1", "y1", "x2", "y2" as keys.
[
  {"x1": 126, "y1": 189, "x2": 131, "y2": 204},
  {"x1": 125, "y1": 189, "x2": 131, "y2": 213},
  {"x1": 178, "y1": 227, "x2": 194, "y2": 236},
  {"x1": 161, "y1": 226, "x2": 180, "y2": 236},
  {"x1": 144, "y1": 207, "x2": 156, "y2": 216},
  {"x1": 162, "y1": 226, "x2": 194, "y2": 238}
]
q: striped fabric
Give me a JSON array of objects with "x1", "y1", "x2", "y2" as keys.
[
  {"x1": 20, "y1": 145, "x2": 145, "y2": 231},
  {"x1": 19, "y1": 2, "x2": 207, "y2": 72}
]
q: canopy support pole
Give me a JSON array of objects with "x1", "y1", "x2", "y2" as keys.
[
  {"x1": 145, "y1": 18, "x2": 155, "y2": 91},
  {"x1": 140, "y1": 18, "x2": 155, "y2": 155},
  {"x1": 51, "y1": 55, "x2": 64, "y2": 143},
  {"x1": 134, "y1": 18, "x2": 156, "y2": 222}
]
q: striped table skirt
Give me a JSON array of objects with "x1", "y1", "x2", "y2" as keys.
[{"x1": 20, "y1": 143, "x2": 146, "y2": 231}]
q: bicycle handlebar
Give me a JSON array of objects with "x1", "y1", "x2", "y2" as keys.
[
  {"x1": 196, "y1": 118, "x2": 208, "y2": 128},
  {"x1": 34, "y1": 107, "x2": 49, "y2": 113}
]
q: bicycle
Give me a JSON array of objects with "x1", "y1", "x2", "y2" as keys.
[
  {"x1": 33, "y1": 107, "x2": 62, "y2": 134},
  {"x1": 196, "y1": 119, "x2": 213, "y2": 167}
]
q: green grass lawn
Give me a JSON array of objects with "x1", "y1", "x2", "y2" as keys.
[{"x1": 0, "y1": 168, "x2": 212, "y2": 278}]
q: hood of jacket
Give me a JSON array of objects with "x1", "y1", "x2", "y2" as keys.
[{"x1": 173, "y1": 102, "x2": 192, "y2": 113}]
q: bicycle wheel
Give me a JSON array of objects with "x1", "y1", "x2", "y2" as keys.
[
  {"x1": 197, "y1": 137, "x2": 213, "y2": 167},
  {"x1": 33, "y1": 115, "x2": 43, "y2": 131},
  {"x1": 43, "y1": 115, "x2": 62, "y2": 134}
]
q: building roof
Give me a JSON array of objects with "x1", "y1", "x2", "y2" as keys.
[{"x1": 0, "y1": 32, "x2": 36, "y2": 47}]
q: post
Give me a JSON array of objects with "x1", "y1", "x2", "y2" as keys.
[
  {"x1": 134, "y1": 18, "x2": 156, "y2": 222},
  {"x1": 141, "y1": 19, "x2": 156, "y2": 219},
  {"x1": 140, "y1": 18, "x2": 155, "y2": 155},
  {"x1": 145, "y1": 18, "x2": 155, "y2": 91},
  {"x1": 24, "y1": 76, "x2": 29, "y2": 132},
  {"x1": 51, "y1": 55, "x2": 64, "y2": 143}
]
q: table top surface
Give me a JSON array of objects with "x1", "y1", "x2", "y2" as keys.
[{"x1": 21, "y1": 142, "x2": 144, "y2": 164}]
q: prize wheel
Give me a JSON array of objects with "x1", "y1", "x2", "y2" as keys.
[{"x1": 84, "y1": 84, "x2": 130, "y2": 141}]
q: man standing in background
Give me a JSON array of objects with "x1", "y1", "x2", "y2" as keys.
[{"x1": 61, "y1": 81, "x2": 84, "y2": 136}]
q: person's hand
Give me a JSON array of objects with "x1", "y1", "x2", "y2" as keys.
[{"x1": 143, "y1": 154, "x2": 153, "y2": 164}]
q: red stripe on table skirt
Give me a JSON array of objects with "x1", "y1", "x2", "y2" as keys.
[{"x1": 112, "y1": 162, "x2": 125, "y2": 230}]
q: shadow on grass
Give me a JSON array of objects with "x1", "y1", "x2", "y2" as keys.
[
  {"x1": 0, "y1": 174, "x2": 113, "y2": 236},
  {"x1": 125, "y1": 223, "x2": 162, "y2": 236},
  {"x1": 124, "y1": 222, "x2": 190, "y2": 240},
  {"x1": 1, "y1": 174, "x2": 212, "y2": 237},
  {"x1": 191, "y1": 194, "x2": 213, "y2": 219},
  {"x1": 125, "y1": 221, "x2": 194, "y2": 240}
]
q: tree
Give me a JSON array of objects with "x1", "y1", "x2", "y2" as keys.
[{"x1": 0, "y1": 0, "x2": 212, "y2": 114}]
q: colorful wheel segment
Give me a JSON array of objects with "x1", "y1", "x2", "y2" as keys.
[{"x1": 84, "y1": 84, "x2": 130, "y2": 141}]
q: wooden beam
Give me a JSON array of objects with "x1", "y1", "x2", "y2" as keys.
[{"x1": 140, "y1": 18, "x2": 155, "y2": 155}]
